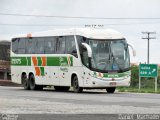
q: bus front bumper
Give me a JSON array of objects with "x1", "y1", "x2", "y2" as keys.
[{"x1": 83, "y1": 76, "x2": 131, "y2": 88}]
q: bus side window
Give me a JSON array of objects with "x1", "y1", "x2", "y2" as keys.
[
  {"x1": 25, "y1": 38, "x2": 33, "y2": 54},
  {"x1": 56, "y1": 37, "x2": 65, "y2": 54},
  {"x1": 25, "y1": 37, "x2": 37, "y2": 54},
  {"x1": 12, "y1": 38, "x2": 19, "y2": 54},
  {"x1": 44, "y1": 37, "x2": 56, "y2": 54},
  {"x1": 76, "y1": 36, "x2": 89, "y2": 66},
  {"x1": 66, "y1": 36, "x2": 77, "y2": 57},
  {"x1": 82, "y1": 47, "x2": 89, "y2": 67},
  {"x1": 35, "y1": 37, "x2": 45, "y2": 54},
  {"x1": 76, "y1": 36, "x2": 87, "y2": 54},
  {"x1": 18, "y1": 38, "x2": 26, "y2": 54}
]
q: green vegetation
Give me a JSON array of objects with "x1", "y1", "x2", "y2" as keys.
[
  {"x1": 118, "y1": 87, "x2": 160, "y2": 93},
  {"x1": 118, "y1": 65, "x2": 160, "y2": 93}
]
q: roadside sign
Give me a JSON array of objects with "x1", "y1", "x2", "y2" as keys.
[
  {"x1": 139, "y1": 64, "x2": 158, "y2": 77},
  {"x1": 139, "y1": 64, "x2": 158, "y2": 92}
]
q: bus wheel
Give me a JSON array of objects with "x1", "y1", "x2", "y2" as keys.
[
  {"x1": 29, "y1": 74, "x2": 43, "y2": 90},
  {"x1": 54, "y1": 86, "x2": 70, "y2": 91},
  {"x1": 22, "y1": 74, "x2": 30, "y2": 90},
  {"x1": 72, "y1": 76, "x2": 83, "y2": 93},
  {"x1": 106, "y1": 87, "x2": 116, "y2": 93}
]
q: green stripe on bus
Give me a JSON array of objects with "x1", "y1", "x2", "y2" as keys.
[
  {"x1": 11, "y1": 57, "x2": 31, "y2": 66},
  {"x1": 94, "y1": 71, "x2": 130, "y2": 78},
  {"x1": 47, "y1": 56, "x2": 73, "y2": 66},
  {"x1": 27, "y1": 57, "x2": 31, "y2": 66},
  {"x1": 69, "y1": 57, "x2": 73, "y2": 66},
  {"x1": 11, "y1": 56, "x2": 73, "y2": 66},
  {"x1": 37, "y1": 57, "x2": 42, "y2": 66},
  {"x1": 47, "y1": 57, "x2": 59, "y2": 66},
  {"x1": 40, "y1": 67, "x2": 45, "y2": 76}
]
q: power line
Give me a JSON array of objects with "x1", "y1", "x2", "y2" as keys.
[
  {"x1": 104, "y1": 22, "x2": 160, "y2": 25},
  {"x1": 0, "y1": 23, "x2": 77, "y2": 26},
  {"x1": 0, "y1": 22, "x2": 160, "y2": 27},
  {"x1": 1, "y1": 13, "x2": 160, "y2": 19}
]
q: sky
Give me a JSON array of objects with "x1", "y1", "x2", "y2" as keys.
[{"x1": 0, "y1": 0, "x2": 160, "y2": 64}]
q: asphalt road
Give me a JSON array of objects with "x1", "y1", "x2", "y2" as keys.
[{"x1": 0, "y1": 86, "x2": 160, "y2": 120}]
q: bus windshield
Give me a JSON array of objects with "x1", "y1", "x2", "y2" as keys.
[{"x1": 89, "y1": 39, "x2": 130, "y2": 72}]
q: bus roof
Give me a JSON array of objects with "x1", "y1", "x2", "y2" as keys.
[{"x1": 12, "y1": 28, "x2": 125, "y2": 40}]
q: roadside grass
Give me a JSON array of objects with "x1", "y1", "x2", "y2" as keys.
[
  {"x1": 119, "y1": 77, "x2": 160, "y2": 94},
  {"x1": 118, "y1": 87, "x2": 160, "y2": 93}
]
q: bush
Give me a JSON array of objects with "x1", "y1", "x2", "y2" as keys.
[{"x1": 130, "y1": 65, "x2": 139, "y2": 87}]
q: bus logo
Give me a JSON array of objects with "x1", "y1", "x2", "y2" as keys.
[{"x1": 11, "y1": 58, "x2": 21, "y2": 65}]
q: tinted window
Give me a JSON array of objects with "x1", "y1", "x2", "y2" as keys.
[
  {"x1": 82, "y1": 48, "x2": 89, "y2": 67},
  {"x1": 65, "y1": 36, "x2": 77, "y2": 57},
  {"x1": 56, "y1": 37, "x2": 65, "y2": 54},
  {"x1": 44, "y1": 37, "x2": 56, "y2": 54},
  {"x1": 12, "y1": 38, "x2": 19, "y2": 53},
  {"x1": 76, "y1": 36, "x2": 87, "y2": 53},
  {"x1": 18, "y1": 38, "x2": 25, "y2": 54},
  {"x1": 35, "y1": 38, "x2": 45, "y2": 54},
  {"x1": 66, "y1": 36, "x2": 76, "y2": 54},
  {"x1": 12, "y1": 36, "x2": 76, "y2": 55},
  {"x1": 26, "y1": 38, "x2": 34, "y2": 54}
]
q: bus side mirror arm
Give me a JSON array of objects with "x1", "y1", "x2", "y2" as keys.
[
  {"x1": 128, "y1": 44, "x2": 136, "y2": 57},
  {"x1": 81, "y1": 43, "x2": 92, "y2": 69},
  {"x1": 81, "y1": 43, "x2": 92, "y2": 57}
]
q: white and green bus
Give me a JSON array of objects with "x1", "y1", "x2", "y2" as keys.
[{"x1": 11, "y1": 28, "x2": 135, "y2": 93}]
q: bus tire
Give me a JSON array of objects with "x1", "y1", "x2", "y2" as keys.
[
  {"x1": 54, "y1": 86, "x2": 70, "y2": 91},
  {"x1": 22, "y1": 74, "x2": 30, "y2": 90},
  {"x1": 29, "y1": 74, "x2": 43, "y2": 90},
  {"x1": 106, "y1": 87, "x2": 116, "y2": 93},
  {"x1": 72, "y1": 76, "x2": 83, "y2": 93}
]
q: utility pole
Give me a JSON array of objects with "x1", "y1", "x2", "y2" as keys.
[{"x1": 142, "y1": 32, "x2": 156, "y2": 64}]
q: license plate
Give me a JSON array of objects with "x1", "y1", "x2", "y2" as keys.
[{"x1": 110, "y1": 82, "x2": 116, "y2": 86}]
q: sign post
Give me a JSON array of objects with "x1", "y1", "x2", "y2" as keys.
[
  {"x1": 139, "y1": 64, "x2": 158, "y2": 92},
  {"x1": 155, "y1": 77, "x2": 157, "y2": 92},
  {"x1": 139, "y1": 76, "x2": 141, "y2": 90}
]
